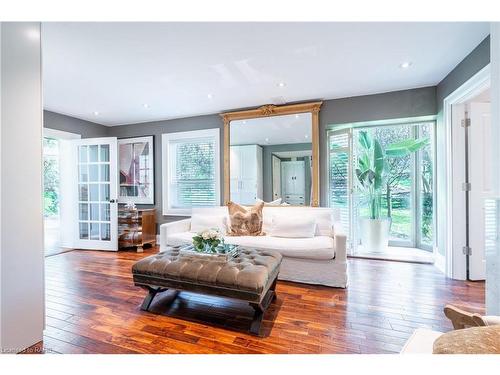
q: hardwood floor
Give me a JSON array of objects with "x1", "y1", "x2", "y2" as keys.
[{"x1": 36, "y1": 247, "x2": 484, "y2": 354}]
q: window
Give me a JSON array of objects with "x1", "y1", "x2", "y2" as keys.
[
  {"x1": 328, "y1": 120, "x2": 435, "y2": 255},
  {"x1": 162, "y1": 129, "x2": 220, "y2": 215}
]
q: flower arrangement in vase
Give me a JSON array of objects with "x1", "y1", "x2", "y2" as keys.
[{"x1": 192, "y1": 229, "x2": 223, "y2": 253}]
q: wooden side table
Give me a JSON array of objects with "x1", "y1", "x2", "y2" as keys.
[{"x1": 118, "y1": 208, "x2": 156, "y2": 252}]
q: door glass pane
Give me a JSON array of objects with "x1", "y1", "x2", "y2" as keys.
[
  {"x1": 101, "y1": 223, "x2": 111, "y2": 241},
  {"x1": 89, "y1": 145, "x2": 99, "y2": 162},
  {"x1": 79, "y1": 184, "x2": 88, "y2": 201},
  {"x1": 90, "y1": 222, "x2": 100, "y2": 240},
  {"x1": 89, "y1": 184, "x2": 99, "y2": 201},
  {"x1": 79, "y1": 145, "x2": 88, "y2": 163},
  {"x1": 100, "y1": 203, "x2": 110, "y2": 221},
  {"x1": 79, "y1": 165, "x2": 88, "y2": 182},
  {"x1": 329, "y1": 131, "x2": 350, "y2": 244},
  {"x1": 372, "y1": 125, "x2": 413, "y2": 243},
  {"x1": 79, "y1": 203, "x2": 88, "y2": 221},
  {"x1": 89, "y1": 164, "x2": 99, "y2": 182},
  {"x1": 79, "y1": 222, "x2": 89, "y2": 239},
  {"x1": 419, "y1": 123, "x2": 434, "y2": 248},
  {"x1": 90, "y1": 203, "x2": 100, "y2": 221},
  {"x1": 100, "y1": 144, "x2": 110, "y2": 162},
  {"x1": 100, "y1": 184, "x2": 110, "y2": 201},
  {"x1": 100, "y1": 164, "x2": 110, "y2": 182}
]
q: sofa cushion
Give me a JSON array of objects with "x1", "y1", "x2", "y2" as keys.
[
  {"x1": 165, "y1": 232, "x2": 335, "y2": 260},
  {"x1": 269, "y1": 214, "x2": 316, "y2": 238},
  {"x1": 262, "y1": 207, "x2": 334, "y2": 236}
]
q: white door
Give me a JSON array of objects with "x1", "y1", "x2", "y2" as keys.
[
  {"x1": 468, "y1": 102, "x2": 491, "y2": 280},
  {"x1": 272, "y1": 155, "x2": 281, "y2": 200},
  {"x1": 74, "y1": 138, "x2": 118, "y2": 251}
]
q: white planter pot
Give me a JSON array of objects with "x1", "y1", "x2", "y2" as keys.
[{"x1": 359, "y1": 218, "x2": 391, "y2": 253}]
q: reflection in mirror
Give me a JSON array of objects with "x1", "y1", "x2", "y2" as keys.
[{"x1": 230, "y1": 113, "x2": 312, "y2": 206}]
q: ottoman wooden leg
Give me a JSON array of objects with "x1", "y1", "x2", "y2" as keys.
[
  {"x1": 249, "y1": 279, "x2": 277, "y2": 336},
  {"x1": 140, "y1": 286, "x2": 165, "y2": 311},
  {"x1": 250, "y1": 304, "x2": 265, "y2": 335}
]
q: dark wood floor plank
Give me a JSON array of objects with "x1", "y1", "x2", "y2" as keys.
[{"x1": 27, "y1": 247, "x2": 485, "y2": 354}]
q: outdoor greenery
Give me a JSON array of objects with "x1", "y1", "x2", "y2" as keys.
[
  {"x1": 43, "y1": 137, "x2": 60, "y2": 217},
  {"x1": 355, "y1": 129, "x2": 429, "y2": 221}
]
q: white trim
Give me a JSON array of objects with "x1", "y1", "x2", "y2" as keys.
[
  {"x1": 162, "y1": 128, "x2": 221, "y2": 216},
  {"x1": 442, "y1": 64, "x2": 491, "y2": 279},
  {"x1": 43, "y1": 127, "x2": 81, "y2": 140},
  {"x1": 117, "y1": 135, "x2": 155, "y2": 205}
]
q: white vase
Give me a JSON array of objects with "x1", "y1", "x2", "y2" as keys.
[{"x1": 359, "y1": 217, "x2": 391, "y2": 253}]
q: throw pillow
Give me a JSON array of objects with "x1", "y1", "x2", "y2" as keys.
[
  {"x1": 269, "y1": 214, "x2": 316, "y2": 238},
  {"x1": 256, "y1": 198, "x2": 282, "y2": 206},
  {"x1": 226, "y1": 201, "x2": 265, "y2": 236}
]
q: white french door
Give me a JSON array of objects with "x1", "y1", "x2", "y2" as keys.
[
  {"x1": 468, "y1": 102, "x2": 491, "y2": 280},
  {"x1": 72, "y1": 138, "x2": 118, "y2": 251}
]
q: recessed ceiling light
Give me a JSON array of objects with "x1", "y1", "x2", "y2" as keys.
[
  {"x1": 277, "y1": 82, "x2": 286, "y2": 88},
  {"x1": 93, "y1": 111, "x2": 100, "y2": 116},
  {"x1": 207, "y1": 93, "x2": 213, "y2": 99},
  {"x1": 143, "y1": 103, "x2": 150, "y2": 109},
  {"x1": 242, "y1": 120, "x2": 247, "y2": 124},
  {"x1": 265, "y1": 137, "x2": 270, "y2": 143},
  {"x1": 305, "y1": 134, "x2": 309, "y2": 139},
  {"x1": 295, "y1": 114, "x2": 300, "y2": 119},
  {"x1": 399, "y1": 61, "x2": 412, "y2": 69}
]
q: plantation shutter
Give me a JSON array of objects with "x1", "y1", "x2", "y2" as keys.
[
  {"x1": 169, "y1": 136, "x2": 217, "y2": 208},
  {"x1": 328, "y1": 129, "x2": 351, "y2": 247}
]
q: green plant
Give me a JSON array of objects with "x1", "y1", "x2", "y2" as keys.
[
  {"x1": 192, "y1": 229, "x2": 223, "y2": 252},
  {"x1": 355, "y1": 130, "x2": 429, "y2": 220}
]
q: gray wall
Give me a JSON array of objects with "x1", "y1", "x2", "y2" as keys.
[
  {"x1": 319, "y1": 86, "x2": 437, "y2": 205},
  {"x1": 44, "y1": 110, "x2": 108, "y2": 138},
  {"x1": 107, "y1": 114, "x2": 224, "y2": 226},
  {"x1": 261, "y1": 143, "x2": 312, "y2": 202},
  {"x1": 436, "y1": 36, "x2": 490, "y2": 109}
]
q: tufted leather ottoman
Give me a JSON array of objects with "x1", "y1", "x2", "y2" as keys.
[{"x1": 132, "y1": 247, "x2": 282, "y2": 335}]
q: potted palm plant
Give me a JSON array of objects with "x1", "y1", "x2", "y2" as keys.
[{"x1": 355, "y1": 130, "x2": 428, "y2": 252}]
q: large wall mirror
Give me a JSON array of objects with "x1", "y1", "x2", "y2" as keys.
[{"x1": 221, "y1": 102, "x2": 322, "y2": 207}]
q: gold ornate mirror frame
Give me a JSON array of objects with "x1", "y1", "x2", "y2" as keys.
[{"x1": 220, "y1": 101, "x2": 322, "y2": 206}]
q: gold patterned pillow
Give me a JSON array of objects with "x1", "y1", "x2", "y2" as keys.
[{"x1": 226, "y1": 201, "x2": 265, "y2": 236}]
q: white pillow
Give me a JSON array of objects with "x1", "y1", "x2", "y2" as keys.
[
  {"x1": 269, "y1": 215, "x2": 316, "y2": 238},
  {"x1": 190, "y1": 215, "x2": 226, "y2": 234},
  {"x1": 256, "y1": 198, "x2": 282, "y2": 206}
]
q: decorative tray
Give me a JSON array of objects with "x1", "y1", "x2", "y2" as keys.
[{"x1": 179, "y1": 244, "x2": 239, "y2": 262}]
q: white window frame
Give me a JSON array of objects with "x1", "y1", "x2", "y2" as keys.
[{"x1": 162, "y1": 128, "x2": 220, "y2": 216}]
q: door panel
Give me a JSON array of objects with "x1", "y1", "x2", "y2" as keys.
[
  {"x1": 74, "y1": 138, "x2": 118, "y2": 251},
  {"x1": 469, "y1": 102, "x2": 491, "y2": 280}
]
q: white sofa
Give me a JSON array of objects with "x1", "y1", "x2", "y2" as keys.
[{"x1": 159, "y1": 206, "x2": 347, "y2": 288}]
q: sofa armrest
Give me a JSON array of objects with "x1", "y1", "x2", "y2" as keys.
[
  {"x1": 159, "y1": 219, "x2": 191, "y2": 251},
  {"x1": 333, "y1": 221, "x2": 347, "y2": 262}
]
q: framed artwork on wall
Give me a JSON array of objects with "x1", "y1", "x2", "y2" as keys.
[{"x1": 118, "y1": 136, "x2": 154, "y2": 204}]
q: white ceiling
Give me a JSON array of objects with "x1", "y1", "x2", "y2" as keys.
[
  {"x1": 231, "y1": 113, "x2": 312, "y2": 146},
  {"x1": 42, "y1": 22, "x2": 490, "y2": 126}
]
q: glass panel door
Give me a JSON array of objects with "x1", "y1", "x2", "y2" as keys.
[
  {"x1": 74, "y1": 138, "x2": 118, "y2": 251},
  {"x1": 328, "y1": 129, "x2": 352, "y2": 251}
]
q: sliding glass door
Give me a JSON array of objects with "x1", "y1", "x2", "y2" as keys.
[{"x1": 328, "y1": 121, "x2": 435, "y2": 256}]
